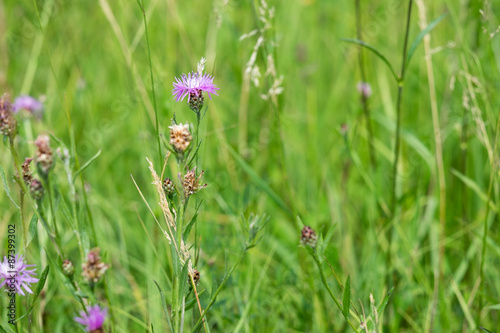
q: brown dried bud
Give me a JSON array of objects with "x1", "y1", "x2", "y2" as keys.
[
  {"x1": 35, "y1": 135, "x2": 54, "y2": 177},
  {"x1": 183, "y1": 168, "x2": 207, "y2": 197},
  {"x1": 0, "y1": 94, "x2": 17, "y2": 137},
  {"x1": 81, "y1": 248, "x2": 110, "y2": 284},
  {"x1": 300, "y1": 226, "x2": 317, "y2": 248},
  {"x1": 29, "y1": 179, "x2": 45, "y2": 201},
  {"x1": 22, "y1": 157, "x2": 34, "y2": 185},
  {"x1": 190, "y1": 269, "x2": 200, "y2": 285},
  {"x1": 169, "y1": 123, "x2": 192, "y2": 153}
]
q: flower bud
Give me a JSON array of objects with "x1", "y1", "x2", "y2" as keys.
[
  {"x1": 35, "y1": 135, "x2": 54, "y2": 177},
  {"x1": 22, "y1": 157, "x2": 34, "y2": 185},
  {"x1": 300, "y1": 225, "x2": 317, "y2": 248},
  {"x1": 29, "y1": 179, "x2": 45, "y2": 201},
  {"x1": 163, "y1": 178, "x2": 175, "y2": 197},
  {"x1": 0, "y1": 94, "x2": 17, "y2": 137},
  {"x1": 62, "y1": 260, "x2": 75, "y2": 277}
]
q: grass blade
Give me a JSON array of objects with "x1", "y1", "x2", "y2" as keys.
[
  {"x1": 340, "y1": 38, "x2": 398, "y2": 81},
  {"x1": 72, "y1": 149, "x2": 101, "y2": 181},
  {"x1": 0, "y1": 165, "x2": 19, "y2": 209},
  {"x1": 224, "y1": 143, "x2": 293, "y2": 218},
  {"x1": 406, "y1": 14, "x2": 447, "y2": 66},
  {"x1": 153, "y1": 280, "x2": 174, "y2": 332},
  {"x1": 342, "y1": 275, "x2": 351, "y2": 319}
]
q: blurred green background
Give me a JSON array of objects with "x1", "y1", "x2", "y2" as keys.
[{"x1": 1, "y1": 0, "x2": 500, "y2": 331}]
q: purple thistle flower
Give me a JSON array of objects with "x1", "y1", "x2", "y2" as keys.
[
  {"x1": 13, "y1": 96, "x2": 43, "y2": 116},
  {"x1": 74, "y1": 305, "x2": 107, "y2": 332},
  {"x1": 0, "y1": 254, "x2": 39, "y2": 296},
  {"x1": 172, "y1": 72, "x2": 219, "y2": 103}
]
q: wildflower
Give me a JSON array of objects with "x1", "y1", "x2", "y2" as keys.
[
  {"x1": 189, "y1": 269, "x2": 200, "y2": 285},
  {"x1": 62, "y1": 260, "x2": 75, "y2": 277},
  {"x1": 183, "y1": 168, "x2": 207, "y2": 197},
  {"x1": 0, "y1": 254, "x2": 39, "y2": 296},
  {"x1": 356, "y1": 81, "x2": 372, "y2": 99},
  {"x1": 29, "y1": 179, "x2": 45, "y2": 201},
  {"x1": 169, "y1": 123, "x2": 192, "y2": 153},
  {"x1": 172, "y1": 71, "x2": 219, "y2": 112},
  {"x1": 34, "y1": 134, "x2": 54, "y2": 177},
  {"x1": 81, "y1": 248, "x2": 109, "y2": 284},
  {"x1": 163, "y1": 178, "x2": 175, "y2": 197},
  {"x1": 300, "y1": 226, "x2": 317, "y2": 248},
  {"x1": 13, "y1": 95, "x2": 43, "y2": 118},
  {"x1": 22, "y1": 157, "x2": 34, "y2": 185},
  {"x1": 74, "y1": 304, "x2": 107, "y2": 333},
  {"x1": 0, "y1": 94, "x2": 16, "y2": 137}
]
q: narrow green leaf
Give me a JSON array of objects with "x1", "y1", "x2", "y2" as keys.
[
  {"x1": 0, "y1": 165, "x2": 19, "y2": 209},
  {"x1": 150, "y1": 323, "x2": 155, "y2": 333},
  {"x1": 224, "y1": 143, "x2": 293, "y2": 218},
  {"x1": 0, "y1": 325, "x2": 8, "y2": 333},
  {"x1": 451, "y1": 169, "x2": 497, "y2": 212},
  {"x1": 479, "y1": 327, "x2": 494, "y2": 333},
  {"x1": 342, "y1": 276, "x2": 351, "y2": 319},
  {"x1": 340, "y1": 38, "x2": 398, "y2": 81},
  {"x1": 73, "y1": 149, "x2": 101, "y2": 181},
  {"x1": 16, "y1": 266, "x2": 50, "y2": 321},
  {"x1": 407, "y1": 14, "x2": 447, "y2": 66},
  {"x1": 184, "y1": 290, "x2": 205, "y2": 311},
  {"x1": 153, "y1": 280, "x2": 174, "y2": 332},
  {"x1": 377, "y1": 286, "x2": 394, "y2": 315},
  {"x1": 183, "y1": 200, "x2": 203, "y2": 240},
  {"x1": 27, "y1": 215, "x2": 38, "y2": 247}
]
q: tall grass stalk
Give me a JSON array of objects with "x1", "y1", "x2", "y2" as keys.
[
  {"x1": 355, "y1": 0, "x2": 376, "y2": 169},
  {"x1": 138, "y1": 0, "x2": 162, "y2": 168},
  {"x1": 415, "y1": 1, "x2": 447, "y2": 330}
]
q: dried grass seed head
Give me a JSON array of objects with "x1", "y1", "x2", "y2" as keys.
[{"x1": 169, "y1": 123, "x2": 192, "y2": 153}]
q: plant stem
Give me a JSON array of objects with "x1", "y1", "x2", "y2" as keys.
[
  {"x1": 355, "y1": 0, "x2": 376, "y2": 169},
  {"x1": 138, "y1": 0, "x2": 162, "y2": 168},
  {"x1": 311, "y1": 251, "x2": 360, "y2": 332},
  {"x1": 387, "y1": 0, "x2": 413, "y2": 327}
]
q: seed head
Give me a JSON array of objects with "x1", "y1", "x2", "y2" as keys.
[
  {"x1": 183, "y1": 168, "x2": 207, "y2": 197},
  {"x1": 163, "y1": 178, "x2": 175, "y2": 197},
  {"x1": 34, "y1": 134, "x2": 54, "y2": 177},
  {"x1": 29, "y1": 179, "x2": 45, "y2": 201},
  {"x1": 300, "y1": 225, "x2": 317, "y2": 248},
  {"x1": 0, "y1": 94, "x2": 17, "y2": 137},
  {"x1": 169, "y1": 123, "x2": 192, "y2": 153},
  {"x1": 81, "y1": 248, "x2": 109, "y2": 284}
]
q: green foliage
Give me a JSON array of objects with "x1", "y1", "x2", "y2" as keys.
[{"x1": 0, "y1": 0, "x2": 499, "y2": 332}]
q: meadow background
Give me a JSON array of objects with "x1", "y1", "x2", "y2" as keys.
[{"x1": 1, "y1": 0, "x2": 500, "y2": 332}]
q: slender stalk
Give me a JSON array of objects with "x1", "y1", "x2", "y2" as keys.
[
  {"x1": 355, "y1": 0, "x2": 376, "y2": 169},
  {"x1": 387, "y1": 0, "x2": 413, "y2": 328},
  {"x1": 138, "y1": 0, "x2": 162, "y2": 168},
  {"x1": 194, "y1": 111, "x2": 201, "y2": 265},
  {"x1": 191, "y1": 247, "x2": 247, "y2": 333},
  {"x1": 390, "y1": 0, "x2": 414, "y2": 216},
  {"x1": 414, "y1": 1, "x2": 447, "y2": 330},
  {"x1": 311, "y1": 252, "x2": 360, "y2": 332},
  {"x1": 479, "y1": 108, "x2": 500, "y2": 316}
]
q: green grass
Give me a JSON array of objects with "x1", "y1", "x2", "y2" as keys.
[{"x1": 1, "y1": 0, "x2": 500, "y2": 332}]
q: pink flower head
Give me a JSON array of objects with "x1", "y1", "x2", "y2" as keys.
[
  {"x1": 172, "y1": 72, "x2": 219, "y2": 102},
  {"x1": 74, "y1": 305, "x2": 107, "y2": 332},
  {"x1": 0, "y1": 254, "x2": 39, "y2": 296},
  {"x1": 356, "y1": 81, "x2": 372, "y2": 99},
  {"x1": 13, "y1": 96, "x2": 43, "y2": 116}
]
